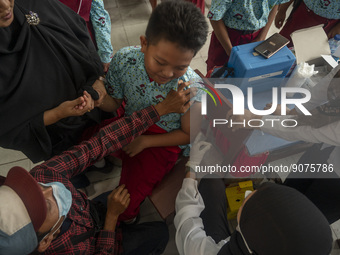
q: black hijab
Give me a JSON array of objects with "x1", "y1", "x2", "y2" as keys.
[
  {"x1": 0, "y1": 0, "x2": 103, "y2": 162},
  {"x1": 218, "y1": 183, "x2": 332, "y2": 255}
]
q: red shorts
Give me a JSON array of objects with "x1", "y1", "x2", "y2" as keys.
[{"x1": 116, "y1": 124, "x2": 181, "y2": 221}]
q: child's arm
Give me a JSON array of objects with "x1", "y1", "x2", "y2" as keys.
[
  {"x1": 123, "y1": 102, "x2": 202, "y2": 157},
  {"x1": 99, "y1": 94, "x2": 123, "y2": 113},
  {"x1": 90, "y1": 0, "x2": 114, "y2": 72},
  {"x1": 253, "y1": 5, "x2": 279, "y2": 42},
  {"x1": 275, "y1": 0, "x2": 293, "y2": 29},
  {"x1": 210, "y1": 19, "x2": 233, "y2": 56}
]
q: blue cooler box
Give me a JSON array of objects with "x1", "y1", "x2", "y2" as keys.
[{"x1": 227, "y1": 41, "x2": 296, "y2": 94}]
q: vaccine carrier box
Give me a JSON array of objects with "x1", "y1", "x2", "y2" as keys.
[{"x1": 226, "y1": 41, "x2": 296, "y2": 94}]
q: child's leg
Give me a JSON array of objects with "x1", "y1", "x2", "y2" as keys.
[
  {"x1": 118, "y1": 147, "x2": 180, "y2": 221},
  {"x1": 206, "y1": 31, "x2": 229, "y2": 72}
]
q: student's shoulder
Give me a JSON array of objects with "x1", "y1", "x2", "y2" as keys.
[
  {"x1": 111, "y1": 46, "x2": 143, "y2": 68},
  {"x1": 114, "y1": 46, "x2": 142, "y2": 59}
]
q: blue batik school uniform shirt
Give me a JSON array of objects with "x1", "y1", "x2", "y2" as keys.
[
  {"x1": 208, "y1": 0, "x2": 290, "y2": 31},
  {"x1": 90, "y1": 0, "x2": 113, "y2": 63},
  {"x1": 106, "y1": 46, "x2": 204, "y2": 154},
  {"x1": 304, "y1": 0, "x2": 340, "y2": 19}
]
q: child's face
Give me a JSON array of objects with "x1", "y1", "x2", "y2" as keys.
[{"x1": 140, "y1": 36, "x2": 195, "y2": 84}]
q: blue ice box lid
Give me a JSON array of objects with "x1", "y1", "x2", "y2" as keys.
[{"x1": 227, "y1": 41, "x2": 296, "y2": 94}]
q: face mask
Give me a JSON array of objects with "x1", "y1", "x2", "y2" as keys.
[
  {"x1": 236, "y1": 225, "x2": 253, "y2": 254},
  {"x1": 39, "y1": 182, "x2": 72, "y2": 218}
]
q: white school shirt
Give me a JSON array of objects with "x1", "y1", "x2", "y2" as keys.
[{"x1": 174, "y1": 178, "x2": 229, "y2": 255}]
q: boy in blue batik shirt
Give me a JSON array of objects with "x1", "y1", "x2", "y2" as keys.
[{"x1": 99, "y1": 0, "x2": 208, "y2": 222}]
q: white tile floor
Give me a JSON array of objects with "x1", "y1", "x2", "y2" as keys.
[{"x1": 1, "y1": 0, "x2": 340, "y2": 254}]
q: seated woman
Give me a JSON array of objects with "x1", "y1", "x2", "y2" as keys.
[{"x1": 0, "y1": 0, "x2": 109, "y2": 163}]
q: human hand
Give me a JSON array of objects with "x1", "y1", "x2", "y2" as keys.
[
  {"x1": 44, "y1": 93, "x2": 93, "y2": 125},
  {"x1": 328, "y1": 22, "x2": 340, "y2": 39},
  {"x1": 92, "y1": 79, "x2": 108, "y2": 107},
  {"x1": 106, "y1": 184, "x2": 130, "y2": 218},
  {"x1": 154, "y1": 81, "x2": 197, "y2": 116},
  {"x1": 186, "y1": 141, "x2": 212, "y2": 169},
  {"x1": 103, "y1": 62, "x2": 110, "y2": 73},
  {"x1": 57, "y1": 91, "x2": 94, "y2": 118},
  {"x1": 122, "y1": 136, "x2": 147, "y2": 157},
  {"x1": 275, "y1": 11, "x2": 286, "y2": 29},
  {"x1": 226, "y1": 108, "x2": 258, "y2": 132}
]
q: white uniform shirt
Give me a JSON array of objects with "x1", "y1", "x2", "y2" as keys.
[{"x1": 174, "y1": 178, "x2": 229, "y2": 255}]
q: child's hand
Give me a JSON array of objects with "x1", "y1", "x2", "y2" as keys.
[
  {"x1": 275, "y1": 10, "x2": 286, "y2": 29},
  {"x1": 178, "y1": 79, "x2": 191, "y2": 88},
  {"x1": 106, "y1": 184, "x2": 130, "y2": 217},
  {"x1": 82, "y1": 90, "x2": 95, "y2": 110},
  {"x1": 123, "y1": 136, "x2": 148, "y2": 157}
]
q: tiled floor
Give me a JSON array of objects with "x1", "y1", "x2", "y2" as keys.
[{"x1": 1, "y1": 0, "x2": 340, "y2": 254}]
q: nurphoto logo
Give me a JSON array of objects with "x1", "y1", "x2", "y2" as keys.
[{"x1": 201, "y1": 84, "x2": 312, "y2": 128}]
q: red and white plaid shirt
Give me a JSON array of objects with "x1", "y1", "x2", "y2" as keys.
[{"x1": 30, "y1": 106, "x2": 160, "y2": 254}]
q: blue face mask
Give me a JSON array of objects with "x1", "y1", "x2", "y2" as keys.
[{"x1": 39, "y1": 182, "x2": 72, "y2": 218}]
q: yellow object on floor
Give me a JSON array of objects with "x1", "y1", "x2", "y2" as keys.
[{"x1": 226, "y1": 181, "x2": 254, "y2": 220}]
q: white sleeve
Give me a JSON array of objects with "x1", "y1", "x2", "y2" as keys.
[
  {"x1": 174, "y1": 178, "x2": 228, "y2": 255},
  {"x1": 260, "y1": 116, "x2": 340, "y2": 146}
]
